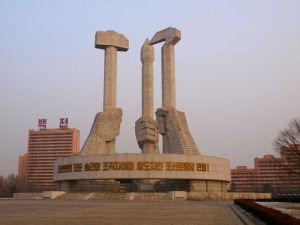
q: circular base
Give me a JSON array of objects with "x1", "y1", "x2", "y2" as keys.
[{"x1": 54, "y1": 153, "x2": 230, "y2": 182}]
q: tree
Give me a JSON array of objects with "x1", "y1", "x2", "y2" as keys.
[
  {"x1": 9, "y1": 184, "x2": 17, "y2": 197},
  {"x1": 273, "y1": 117, "x2": 300, "y2": 178},
  {"x1": 273, "y1": 117, "x2": 300, "y2": 154},
  {"x1": 0, "y1": 174, "x2": 24, "y2": 198}
]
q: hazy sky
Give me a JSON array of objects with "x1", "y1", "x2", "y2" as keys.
[{"x1": 0, "y1": 0, "x2": 299, "y2": 176}]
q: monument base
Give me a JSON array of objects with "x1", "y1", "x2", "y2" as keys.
[
  {"x1": 56, "y1": 180, "x2": 120, "y2": 192},
  {"x1": 55, "y1": 179, "x2": 229, "y2": 193},
  {"x1": 54, "y1": 153, "x2": 230, "y2": 193}
]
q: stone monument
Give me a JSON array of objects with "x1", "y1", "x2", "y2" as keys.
[
  {"x1": 54, "y1": 28, "x2": 231, "y2": 194},
  {"x1": 135, "y1": 39, "x2": 160, "y2": 154},
  {"x1": 135, "y1": 28, "x2": 199, "y2": 155},
  {"x1": 81, "y1": 31, "x2": 128, "y2": 155}
]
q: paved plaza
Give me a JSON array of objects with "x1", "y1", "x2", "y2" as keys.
[{"x1": 0, "y1": 199, "x2": 244, "y2": 225}]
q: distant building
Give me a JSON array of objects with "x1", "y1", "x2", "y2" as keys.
[
  {"x1": 18, "y1": 153, "x2": 28, "y2": 180},
  {"x1": 23, "y1": 118, "x2": 80, "y2": 192},
  {"x1": 231, "y1": 147, "x2": 300, "y2": 193}
]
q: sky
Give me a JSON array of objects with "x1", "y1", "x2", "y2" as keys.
[{"x1": 0, "y1": 0, "x2": 299, "y2": 176}]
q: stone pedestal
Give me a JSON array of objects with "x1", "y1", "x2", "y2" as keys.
[
  {"x1": 56, "y1": 180, "x2": 120, "y2": 192},
  {"x1": 189, "y1": 180, "x2": 207, "y2": 192}
]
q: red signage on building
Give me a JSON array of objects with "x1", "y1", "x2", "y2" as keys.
[
  {"x1": 38, "y1": 119, "x2": 47, "y2": 130},
  {"x1": 60, "y1": 118, "x2": 69, "y2": 129}
]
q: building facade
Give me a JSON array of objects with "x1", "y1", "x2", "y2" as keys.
[
  {"x1": 231, "y1": 147, "x2": 300, "y2": 193},
  {"x1": 25, "y1": 126, "x2": 80, "y2": 191},
  {"x1": 18, "y1": 153, "x2": 28, "y2": 180}
]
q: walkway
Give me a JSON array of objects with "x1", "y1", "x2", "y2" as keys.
[{"x1": 0, "y1": 200, "x2": 244, "y2": 225}]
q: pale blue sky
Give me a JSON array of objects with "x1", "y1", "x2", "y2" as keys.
[{"x1": 0, "y1": 0, "x2": 299, "y2": 175}]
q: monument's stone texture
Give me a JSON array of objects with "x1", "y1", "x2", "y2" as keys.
[
  {"x1": 135, "y1": 118, "x2": 159, "y2": 153},
  {"x1": 81, "y1": 30, "x2": 128, "y2": 155},
  {"x1": 95, "y1": 30, "x2": 129, "y2": 111},
  {"x1": 140, "y1": 39, "x2": 155, "y2": 119},
  {"x1": 149, "y1": 27, "x2": 181, "y2": 108},
  {"x1": 156, "y1": 108, "x2": 199, "y2": 154},
  {"x1": 149, "y1": 27, "x2": 200, "y2": 155},
  {"x1": 95, "y1": 30, "x2": 129, "y2": 51},
  {"x1": 81, "y1": 109, "x2": 122, "y2": 155},
  {"x1": 135, "y1": 39, "x2": 159, "y2": 153}
]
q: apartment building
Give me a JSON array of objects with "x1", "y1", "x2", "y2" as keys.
[
  {"x1": 24, "y1": 118, "x2": 80, "y2": 191},
  {"x1": 231, "y1": 147, "x2": 300, "y2": 193}
]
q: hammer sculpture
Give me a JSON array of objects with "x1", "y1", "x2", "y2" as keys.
[{"x1": 81, "y1": 31, "x2": 129, "y2": 155}]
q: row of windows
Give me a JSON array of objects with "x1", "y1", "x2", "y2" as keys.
[
  {"x1": 29, "y1": 140, "x2": 73, "y2": 143},
  {"x1": 231, "y1": 173, "x2": 256, "y2": 175},
  {"x1": 257, "y1": 171, "x2": 294, "y2": 174},
  {"x1": 231, "y1": 177, "x2": 257, "y2": 179},
  {"x1": 28, "y1": 156, "x2": 56, "y2": 164},
  {"x1": 27, "y1": 171, "x2": 53, "y2": 174},
  {"x1": 29, "y1": 138, "x2": 74, "y2": 141},
  {"x1": 257, "y1": 165, "x2": 285, "y2": 168},
  {"x1": 233, "y1": 176, "x2": 298, "y2": 180},
  {"x1": 27, "y1": 184, "x2": 55, "y2": 187},
  {"x1": 26, "y1": 165, "x2": 53, "y2": 168},
  {"x1": 233, "y1": 179, "x2": 300, "y2": 183},
  {"x1": 231, "y1": 167, "x2": 292, "y2": 174},
  {"x1": 30, "y1": 132, "x2": 73, "y2": 136},
  {"x1": 28, "y1": 145, "x2": 73, "y2": 149},
  {"x1": 28, "y1": 158, "x2": 68, "y2": 162},
  {"x1": 27, "y1": 168, "x2": 53, "y2": 171},
  {"x1": 28, "y1": 156, "x2": 63, "y2": 159},
  {"x1": 27, "y1": 166, "x2": 53, "y2": 170},
  {"x1": 27, "y1": 162, "x2": 54, "y2": 165},
  {"x1": 27, "y1": 175, "x2": 53, "y2": 178},
  {"x1": 27, "y1": 183, "x2": 55, "y2": 186},
  {"x1": 29, "y1": 137, "x2": 73, "y2": 140},
  {"x1": 232, "y1": 180, "x2": 258, "y2": 183},
  {"x1": 27, "y1": 164, "x2": 53, "y2": 167},
  {"x1": 28, "y1": 149, "x2": 72, "y2": 153},
  {"x1": 27, "y1": 180, "x2": 54, "y2": 183},
  {"x1": 28, "y1": 149, "x2": 72, "y2": 155},
  {"x1": 27, "y1": 171, "x2": 53, "y2": 175},
  {"x1": 232, "y1": 180, "x2": 290, "y2": 186},
  {"x1": 28, "y1": 157, "x2": 69, "y2": 161},
  {"x1": 257, "y1": 160, "x2": 283, "y2": 164}
]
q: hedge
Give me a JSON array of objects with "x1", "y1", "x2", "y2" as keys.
[{"x1": 234, "y1": 199, "x2": 300, "y2": 225}]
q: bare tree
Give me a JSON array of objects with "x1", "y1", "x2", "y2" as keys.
[
  {"x1": 273, "y1": 117, "x2": 300, "y2": 178},
  {"x1": 0, "y1": 173, "x2": 27, "y2": 197},
  {"x1": 273, "y1": 118, "x2": 300, "y2": 154}
]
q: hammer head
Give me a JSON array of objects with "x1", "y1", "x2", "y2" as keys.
[
  {"x1": 149, "y1": 27, "x2": 181, "y2": 45},
  {"x1": 95, "y1": 30, "x2": 129, "y2": 51}
]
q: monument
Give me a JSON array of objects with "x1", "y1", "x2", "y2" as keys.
[
  {"x1": 81, "y1": 30, "x2": 128, "y2": 155},
  {"x1": 54, "y1": 28, "x2": 231, "y2": 193}
]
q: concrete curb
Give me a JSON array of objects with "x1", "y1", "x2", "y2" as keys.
[
  {"x1": 229, "y1": 204, "x2": 266, "y2": 225},
  {"x1": 230, "y1": 204, "x2": 255, "y2": 225}
]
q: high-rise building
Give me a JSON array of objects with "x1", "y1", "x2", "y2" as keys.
[
  {"x1": 231, "y1": 147, "x2": 300, "y2": 193},
  {"x1": 18, "y1": 153, "x2": 28, "y2": 180},
  {"x1": 25, "y1": 118, "x2": 80, "y2": 191}
]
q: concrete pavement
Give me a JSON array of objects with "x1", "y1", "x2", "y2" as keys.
[{"x1": 0, "y1": 200, "x2": 245, "y2": 225}]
